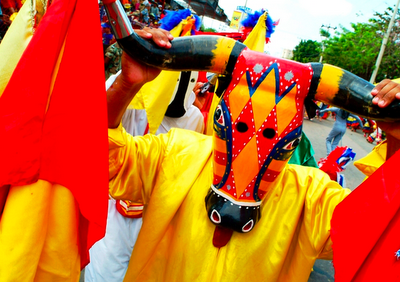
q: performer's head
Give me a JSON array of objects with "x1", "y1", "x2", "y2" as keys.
[
  {"x1": 103, "y1": 1, "x2": 389, "y2": 233},
  {"x1": 205, "y1": 49, "x2": 310, "y2": 233}
]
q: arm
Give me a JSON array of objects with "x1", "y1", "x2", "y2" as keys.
[
  {"x1": 104, "y1": 56, "x2": 111, "y2": 69},
  {"x1": 349, "y1": 114, "x2": 364, "y2": 129},
  {"x1": 318, "y1": 107, "x2": 338, "y2": 115},
  {"x1": 371, "y1": 79, "x2": 400, "y2": 160},
  {"x1": 107, "y1": 27, "x2": 173, "y2": 128},
  {"x1": 192, "y1": 81, "x2": 205, "y2": 110}
]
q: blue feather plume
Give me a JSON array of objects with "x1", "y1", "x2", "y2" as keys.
[
  {"x1": 159, "y1": 9, "x2": 201, "y2": 35},
  {"x1": 241, "y1": 10, "x2": 277, "y2": 39}
]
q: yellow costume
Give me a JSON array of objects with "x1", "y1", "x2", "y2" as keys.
[
  {"x1": 109, "y1": 125, "x2": 350, "y2": 282},
  {"x1": 354, "y1": 142, "x2": 386, "y2": 177},
  {"x1": 0, "y1": 1, "x2": 107, "y2": 281}
]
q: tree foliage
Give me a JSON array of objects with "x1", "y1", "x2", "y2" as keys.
[
  {"x1": 200, "y1": 25, "x2": 217, "y2": 33},
  {"x1": 320, "y1": 6, "x2": 400, "y2": 82},
  {"x1": 320, "y1": 28, "x2": 331, "y2": 38},
  {"x1": 369, "y1": 6, "x2": 400, "y2": 81},
  {"x1": 292, "y1": 39, "x2": 321, "y2": 63}
]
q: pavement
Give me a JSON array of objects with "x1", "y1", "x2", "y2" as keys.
[
  {"x1": 303, "y1": 116, "x2": 376, "y2": 191},
  {"x1": 303, "y1": 116, "x2": 377, "y2": 281}
]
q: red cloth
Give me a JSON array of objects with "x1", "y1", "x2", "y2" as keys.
[
  {"x1": 1, "y1": 0, "x2": 22, "y2": 9},
  {"x1": 331, "y1": 149, "x2": 400, "y2": 281},
  {"x1": 0, "y1": 0, "x2": 108, "y2": 268}
]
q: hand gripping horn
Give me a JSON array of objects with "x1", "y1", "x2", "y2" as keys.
[
  {"x1": 103, "y1": 0, "x2": 400, "y2": 122},
  {"x1": 308, "y1": 63, "x2": 400, "y2": 121},
  {"x1": 103, "y1": 0, "x2": 245, "y2": 76}
]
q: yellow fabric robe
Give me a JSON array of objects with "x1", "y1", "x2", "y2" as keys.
[
  {"x1": 0, "y1": 2, "x2": 81, "y2": 281},
  {"x1": 108, "y1": 125, "x2": 350, "y2": 282},
  {"x1": 354, "y1": 141, "x2": 386, "y2": 177}
]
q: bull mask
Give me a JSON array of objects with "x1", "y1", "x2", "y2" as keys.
[{"x1": 104, "y1": 0, "x2": 400, "y2": 233}]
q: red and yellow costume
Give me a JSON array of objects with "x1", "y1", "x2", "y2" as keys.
[
  {"x1": 109, "y1": 125, "x2": 349, "y2": 281},
  {"x1": 0, "y1": 1, "x2": 108, "y2": 281}
]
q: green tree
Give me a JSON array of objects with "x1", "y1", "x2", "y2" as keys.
[
  {"x1": 321, "y1": 6, "x2": 400, "y2": 81},
  {"x1": 369, "y1": 6, "x2": 400, "y2": 82},
  {"x1": 200, "y1": 25, "x2": 217, "y2": 33},
  {"x1": 320, "y1": 28, "x2": 331, "y2": 38},
  {"x1": 292, "y1": 39, "x2": 321, "y2": 63},
  {"x1": 323, "y1": 23, "x2": 379, "y2": 80}
]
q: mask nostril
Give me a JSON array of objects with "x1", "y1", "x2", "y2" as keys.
[
  {"x1": 211, "y1": 210, "x2": 221, "y2": 224},
  {"x1": 242, "y1": 219, "x2": 254, "y2": 232}
]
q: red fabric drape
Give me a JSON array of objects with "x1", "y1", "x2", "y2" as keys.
[
  {"x1": 331, "y1": 150, "x2": 400, "y2": 281},
  {"x1": 0, "y1": 0, "x2": 108, "y2": 268}
]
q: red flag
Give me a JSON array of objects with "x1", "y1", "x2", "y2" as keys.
[
  {"x1": 331, "y1": 149, "x2": 400, "y2": 281},
  {"x1": 0, "y1": 0, "x2": 108, "y2": 268}
]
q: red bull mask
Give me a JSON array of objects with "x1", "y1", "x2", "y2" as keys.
[
  {"x1": 205, "y1": 50, "x2": 313, "y2": 233},
  {"x1": 103, "y1": 0, "x2": 400, "y2": 245}
]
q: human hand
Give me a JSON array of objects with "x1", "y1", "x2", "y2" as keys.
[
  {"x1": 107, "y1": 27, "x2": 173, "y2": 128},
  {"x1": 192, "y1": 82, "x2": 204, "y2": 95},
  {"x1": 372, "y1": 79, "x2": 400, "y2": 158},
  {"x1": 119, "y1": 27, "x2": 173, "y2": 89},
  {"x1": 372, "y1": 80, "x2": 400, "y2": 139},
  {"x1": 371, "y1": 79, "x2": 400, "y2": 108},
  {"x1": 192, "y1": 82, "x2": 208, "y2": 110}
]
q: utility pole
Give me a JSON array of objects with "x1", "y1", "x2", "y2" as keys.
[
  {"x1": 370, "y1": 0, "x2": 400, "y2": 83},
  {"x1": 319, "y1": 24, "x2": 336, "y2": 63}
]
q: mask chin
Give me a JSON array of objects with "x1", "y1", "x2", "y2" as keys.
[{"x1": 205, "y1": 187, "x2": 261, "y2": 233}]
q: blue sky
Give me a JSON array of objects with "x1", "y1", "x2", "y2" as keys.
[{"x1": 210, "y1": 0, "x2": 394, "y2": 57}]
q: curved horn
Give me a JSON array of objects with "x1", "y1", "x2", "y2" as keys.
[
  {"x1": 103, "y1": 0, "x2": 246, "y2": 75},
  {"x1": 308, "y1": 63, "x2": 400, "y2": 121}
]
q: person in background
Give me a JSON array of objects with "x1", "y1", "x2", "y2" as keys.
[
  {"x1": 318, "y1": 107, "x2": 364, "y2": 155},
  {"x1": 0, "y1": 8, "x2": 11, "y2": 42},
  {"x1": 315, "y1": 101, "x2": 329, "y2": 120},
  {"x1": 85, "y1": 69, "x2": 204, "y2": 282},
  {"x1": 133, "y1": 0, "x2": 140, "y2": 11},
  {"x1": 101, "y1": 22, "x2": 115, "y2": 54},
  {"x1": 361, "y1": 118, "x2": 376, "y2": 138},
  {"x1": 192, "y1": 72, "x2": 215, "y2": 126},
  {"x1": 367, "y1": 127, "x2": 385, "y2": 145},
  {"x1": 0, "y1": 0, "x2": 21, "y2": 15},
  {"x1": 99, "y1": 1, "x2": 107, "y2": 22},
  {"x1": 140, "y1": 2, "x2": 150, "y2": 25},
  {"x1": 104, "y1": 42, "x2": 123, "y2": 80},
  {"x1": 150, "y1": 2, "x2": 159, "y2": 20},
  {"x1": 347, "y1": 115, "x2": 363, "y2": 132}
]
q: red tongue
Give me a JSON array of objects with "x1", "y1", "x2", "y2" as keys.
[{"x1": 212, "y1": 226, "x2": 233, "y2": 248}]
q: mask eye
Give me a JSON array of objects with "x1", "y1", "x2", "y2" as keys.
[
  {"x1": 282, "y1": 137, "x2": 301, "y2": 151},
  {"x1": 215, "y1": 105, "x2": 225, "y2": 126},
  {"x1": 262, "y1": 128, "x2": 276, "y2": 139},
  {"x1": 236, "y1": 122, "x2": 248, "y2": 133}
]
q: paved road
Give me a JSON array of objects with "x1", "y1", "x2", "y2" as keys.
[{"x1": 303, "y1": 116, "x2": 376, "y2": 281}]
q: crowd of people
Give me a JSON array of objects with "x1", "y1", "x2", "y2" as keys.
[
  {"x1": 100, "y1": 0, "x2": 172, "y2": 31},
  {"x1": 0, "y1": 0, "x2": 20, "y2": 42},
  {"x1": 100, "y1": 0, "x2": 176, "y2": 80}
]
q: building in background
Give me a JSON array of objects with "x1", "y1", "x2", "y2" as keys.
[{"x1": 281, "y1": 48, "x2": 293, "y2": 59}]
